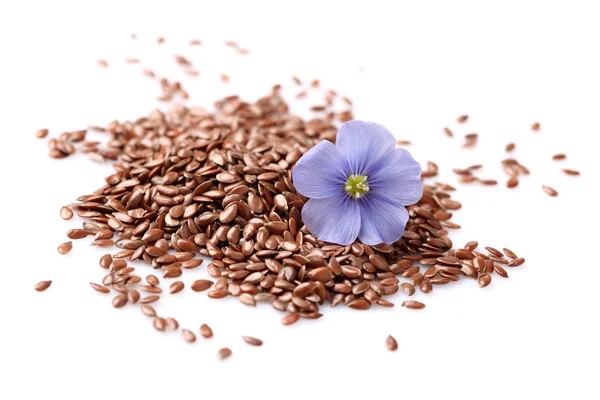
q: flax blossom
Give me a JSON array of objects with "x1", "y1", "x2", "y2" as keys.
[{"x1": 292, "y1": 120, "x2": 423, "y2": 245}]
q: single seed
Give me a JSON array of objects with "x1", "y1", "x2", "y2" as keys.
[
  {"x1": 112, "y1": 294, "x2": 127, "y2": 308},
  {"x1": 35, "y1": 280, "x2": 52, "y2": 292},
  {"x1": 386, "y1": 335, "x2": 398, "y2": 351},
  {"x1": 457, "y1": 114, "x2": 469, "y2": 123},
  {"x1": 242, "y1": 336, "x2": 263, "y2": 346},
  {"x1": 401, "y1": 300, "x2": 425, "y2": 309},
  {"x1": 218, "y1": 348, "x2": 232, "y2": 360},
  {"x1": 60, "y1": 206, "x2": 73, "y2": 220},
  {"x1": 552, "y1": 153, "x2": 566, "y2": 161},
  {"x1": 531, "y1": 122, "x2": 540, "y2": 131},
  {"x1": 57, "y1": 241, "x2": 73, "y2": 255},
  {"x1": 89, "y1": 282, "x2": 109, "y2": 294},
  {"x1": 169, "y1": 281, "x2": 185, "y2": 294},
  {"x1": 478, "y1": 274, "x2": 492, "y2": 288},
  {"x1": 200, "y1": 324, "x2": 213, "y2": 338},
  {"x1": 141, "y1": 305, "x2": 156, "y2": 317},
  {"x1": 191, "y1": 279, "x2": 213, "y2": 292},
  {"x1": 562, "y1": 169, "x2": 580, "y2": 176},
  {"x1": 542, "y1": 185, "x2": 558, "y2": 197},
  {"x1": 182, "y1": 329, "x2": 196, "y2": 343}
]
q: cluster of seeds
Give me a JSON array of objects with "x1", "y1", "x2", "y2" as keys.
[
  {"x1": 39, "y1": 86, "x2": 525, "y2": 349},
  {"x1": 36, "y1": 36, "x2": 534, "y2": 354}
]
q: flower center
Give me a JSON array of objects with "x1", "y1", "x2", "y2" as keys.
[{"x1": 345, "y1": 174, "x2": 370, "y2": 199}]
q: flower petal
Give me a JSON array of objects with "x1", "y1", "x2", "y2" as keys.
[
  {"x1": 366, "y1": 148, "x2": 423, "y2": 205},
  {"x1": 292, "y1": 140, "x2": 347, "y2": 199},
  {"x1": 301, "y1": 195, "x2": 361, "y2": 245},
  {"x1": 358, "y1": 193, "x2": 409, "y2": 245},
  {"x1": 335, "y1": 120, "x2": 396, "y2": 175}
]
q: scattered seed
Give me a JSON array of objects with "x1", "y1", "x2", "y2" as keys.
[
  {"x1": 562, "y1": 169, "x2": 580, "y2": 176},
  {"x1": 89, "y1": 282, "x2": 110, "y2": 294},
  {"x1": 169, "y1": 281, "x2": 185, "y2": 294},
  {"x1": 552, "y1": 153, "x2": 566, "y2": 161},
  {"x1": 386, "y1": 335, "x2": 398, "y2": 351},
  {"x1": 542, "y1": 185, "x2": 558, "y2": 197},
  {"x1": 457, "y1": 114, "x2": 468, "y2": 123},
  {"x1": 218, "y1": 348, "x2": 232, "y2": 360},
  {"x1": 200, "y1": 324, "x2": 213, "y2": 338},
  {"x1": 505, "y1": 143, "x2": 515, "y2": 152},
  {"x1": 60, "y1": 206, "x2": 73, "y2": 220},
  {"x1": 182, "y1": 329, "x2": 196, "y2": 343},
  {"x1": 531, "y1": 122, "x2": 540, "y2": 131},
  {"x1": 242, "y1": 336, "x2": 263, "y2": 346},
  {"x1": 401, "y1": 300, "x2": 425, "y2": 310},
  {"x1": 191, "y1": 279, "x2": 213, "y2": 292},
  {"x1": 36, "y1": 129, "x2": 49, "y2": 139},
  {"x1": 141, "y1": 305, "x2": 156, "y2": 317},
  {"x1": 57, "y1": 241, "x2": 72, "y2": 255},
  {"x1": 35, "y1": 280, "x2": 52, "y2": 292}
]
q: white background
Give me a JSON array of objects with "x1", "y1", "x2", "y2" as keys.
[{"x1": 1, "y1": 1, "x2": 599, "y2": 399}]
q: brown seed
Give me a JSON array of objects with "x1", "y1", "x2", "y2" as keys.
[
  {"x1": 542, "y1": 185, "x2": 558, "y2": 197},
  {"x1": 457, "y1": 114, "x2": 469, "y2": 123},
  {"x1": 36, "y1": 129, "x2": 49, "y2": 139},
  {"x1": 386, "y1": 335, "x2": 398, "y2": 351},
  {"x1": 89, "y1": 282, "x2": 109, "y2": 294},
  {"x1": 139, "y1": 295, "x2": 160, "y2": 304},
  {"x1": 146, "y1": 275, "x2": 160, "y2": 287},
  {"x1": 191, "y1": 279, "x2": 213, "y2": 292},
  {"x1": 401, "y1": 300, "x2": 425, "y2": 310},
  {"x1": 531, "y1": 122, "x2": 540, "y2": 131},
  {"x1": 218, "y1": 348, "x2": 232, "y2": 360},
  {"x1": 67, "y1": 229, "x2": 88, "y2": 240},
  {"x1": 507, "y1": 177, "x2": 519, "y2": 188},
  {"x1": 401, "y1": 282, "x2": 415, "y2": 296},
  {"x1": 35, "y1": 280, "x2": 52, "y2": 292},
  {"x1": 281, "y1": 312, "x2": 300, "y2": 325},
  {"x1": 552, "y1": 153, "x2": 566, "y2": 161},
  {"x1": 348, "y1": 299, "x2": 371, "y2": 310},
  {"x1": 57, "y1": 241, "x2": 73, "y2": 255},
  {"x1": 153, "y1": 317, "x2": 166, "y2": 331},
  {"x1": 60, "y1": 206, "x2": 73, "y2": 220},
  {"x1": 562, "y1": 169, "x2": 580, "y2": 176},
  {"x1": 505, "y1": 143, "x2": 515, "y2": 152},
  {"x1": 444, "y1": 127, "x2": 453, "y2": 137},
  {"x1": 200, "y1": 324, "x2": 213, "y2": 338},
  {"x1": 166, "y1": 318, "x2": 179, "y2": 330},
  {"x1": 242, "y1": 336, "x2": 263, "y2": 346},
  {"x1": 503, "y1": 248, "x2": 518, "y2": 259},
  {"x1": 141, "y1": 305, "x2": 156, "y2": 317},
  {"x1": 112, "y1": 294, "x2": 128, "y2": 308},
  {"x1": 182, "y1": 329, "x2": 196, "y2": 343},
  {"x1": 478, "y1": 274, "x2": 492, "y2": 288},
  {"x1": 169, "y1": 281, "x2": 185, "y2": 294}
]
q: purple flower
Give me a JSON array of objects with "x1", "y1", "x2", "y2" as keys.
[{"x1": 292, "y1": 120, "x2": 423, "y2": 245}]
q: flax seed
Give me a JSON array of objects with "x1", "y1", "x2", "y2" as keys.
[{"x1": 386, "y1": 335, "x2": 398, "y2": 351}]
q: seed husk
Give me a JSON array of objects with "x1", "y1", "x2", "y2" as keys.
[
  {"x1": 218, "y1": 348, "x2": 232, "y2": 360},
  {"x1": 386, "y1": 335, "x2": 398, "y2": 351},
  {"x1": 242, "y1": 336, "x2": 263, "y2": 346},
  {"x1": 57, "y1": 241, "x2": 73, "y2": 255},
  {"x1": 35, "y1": 280, "x2": 52, "y2": 292}
]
